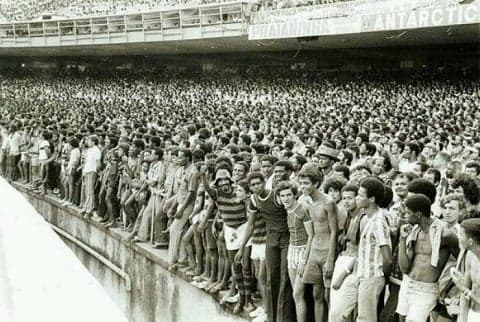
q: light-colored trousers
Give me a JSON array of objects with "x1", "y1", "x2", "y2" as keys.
[
  {"x1": 82, "y1": 172, "x2": 96, "y2": 213},
  {"x1": 357, "y1": 276, "x2": 385, "y2": 322},
  {"x1": 329, "y1": 255, "x2": 359, "y2": 322},
  {"x1": 137, "y1": 193, "x2": 163, "y2": 242},
  {"x1": 329, "y1": 257, "x2": 385, "y2": 322},
  {"x1": 168, "y1": 203, "x2": 193, "y2": 265}
]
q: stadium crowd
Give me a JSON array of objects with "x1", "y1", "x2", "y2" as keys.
[
  {"x1": 0, "y1": 67, "x2": 480, "y2": 322},
  {"x1": 0, "y1": 0, "x2": 354, "y2": 22},
  {"x1": 0, "y1": 0, "x2": 235, "y2": 21}
]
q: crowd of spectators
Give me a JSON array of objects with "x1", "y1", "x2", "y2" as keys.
[
  {"x1": 0, "y1": 0, "x2": 469, "y2": 22},
  {"x1": 0, "y1": 0, "x2": 240, "y2": 22},
  {"x1": 1, "y1": 66, "x2": 480, "y2": 322}
]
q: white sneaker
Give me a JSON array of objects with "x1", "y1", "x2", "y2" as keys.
[
  {"x1": 252, "y1": 313, "x2": 267, "y2": 322},
  {"x1": 249, "y1": 306, "x2": 264, "y2": 318}
]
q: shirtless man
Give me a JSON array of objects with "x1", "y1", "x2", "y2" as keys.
[
  {"x1": 452, "y1": 218, "x2": 480, "y2": 322},
  {"x1": 298, "y1": 167, "x2": 337, "y2": 322},
  {"x1": 397, "y1": 193, "x2": 459, "y2": 322}
]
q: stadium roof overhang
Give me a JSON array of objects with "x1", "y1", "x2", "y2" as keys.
[{"x1": 0, "y1": 24, "x2": 477, "y2": 56}]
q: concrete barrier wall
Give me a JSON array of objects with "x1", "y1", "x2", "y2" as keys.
[{"x1": 17, "y1": 185, "x2": 246, "y2": 322}]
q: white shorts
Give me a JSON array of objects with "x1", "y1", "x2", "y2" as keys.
[
  {"x1": 250, "y1": 243, "x2": 266, "y2": 260},
  {"x1": 468, "y1": 309, "x2": 480, "y2": 322},
  {"x1": 396, "y1": 275, "x2": 439, "y2": 322},
  {"x1": 287, "y1": 245, "x2": 306, "y2": 270},
  {"x1": 224, "y1": 222, "x2": 248, "y2": 251}
]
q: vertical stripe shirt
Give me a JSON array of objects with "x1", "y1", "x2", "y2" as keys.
[
  {"x1": 357, "y1": 208, "x2": 391, "y2": 279},
  {"x1": 287, "y1": 203, "x2": 311, "y2": 247}
]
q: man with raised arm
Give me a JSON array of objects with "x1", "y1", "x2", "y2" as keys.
[{"x1": 199, "y1": 165, "x2": 254, "y2": 314}]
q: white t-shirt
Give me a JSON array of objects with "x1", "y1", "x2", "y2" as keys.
[
  {"x1": 1, "y1": 130, "x2": 9, "y2": 150},
  {"x1": 8, "y1": 133, "x2": 21, "y2": 156},
  {"x1": 83, "y1": 146, "x2": 101, "y2": 174},
  {"x1": 67, "y1": 148, "x2": 81, "y2": 171},
  {"x1": 38, "y1": 140, "x2": 50, "y2": 161}
]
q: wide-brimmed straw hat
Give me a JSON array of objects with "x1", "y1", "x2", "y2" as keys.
[
  {"x1": 214, "y1": 169, "x2": 234, "y2": 187},
  {"x1": 317, "y1": 144, "x2": 339, "y2": 161}
]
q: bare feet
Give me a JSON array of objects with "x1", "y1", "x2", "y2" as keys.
[
  {"x1": 233, "y1": 301, "x2": 244, "y2": 314},
  {"x1": 243, "y1": 302, "x2": 255, "y2": 313}
]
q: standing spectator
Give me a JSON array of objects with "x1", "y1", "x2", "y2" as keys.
[
  {"x1": 329, "y1": 184, "x2": 360, "y2": 322},
  {"x1": 64, "y1": 138, "x2": 81, "y2": 206},
  {"x1": 277, "y1": 181, "x2": 312, "y2": 322},
  {"x1": 37, "y1": 130, "x2": 52, "y2": 194},
  {"x1": 354, "y1": 177, "x2": 392, "y2": 322},
  {"x1": 167, "y1": 148, "x2": 198, "y2": 270},
  {"x1": 397, "y1": 194, "x2": 459, "y2": 322},
  {"x1": 201, "y1": 167, "x2": 254, "y2": 313},
  {"x1": 7, "y1": 124, "x2": 21, "y2": 181},
  {"x1": 104, "y1": 150, "x2": 122, "y2": 228},
  {"x1": 299, "y1": 167, "x2": 337, "y2": 322},
  {"x1": 137, "y1": 148, "x2": 166, "y2": 242},
  {"x1": 0, "y1": 123, "x2": 9, "y2": 176},
  {"x1": 236, "y1": 171, "x2": 296, "y2": 322},
  {"x1": 452, "y1": 218, "x2": 480, "y2": 322},
  {"x1": 81, "y1": 135, "x2": 101, "y2": 218}
]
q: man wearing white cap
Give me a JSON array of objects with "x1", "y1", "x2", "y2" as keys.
[{"x1": 200, "y1": 166, "x2": 254, "y2": 314}]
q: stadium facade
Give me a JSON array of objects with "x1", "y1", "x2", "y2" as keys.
[{"x1": 0, "y1": 0, "x2": 477, "y2": 71}]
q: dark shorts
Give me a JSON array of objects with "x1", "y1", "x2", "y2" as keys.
[{"x1": 302, "y1": 248, "x2": 331, "y2": 286}]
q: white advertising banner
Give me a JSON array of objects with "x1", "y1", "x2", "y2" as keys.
[
  {"x1": 249, "y1": 16, "x2": 361, "y2": 39},
  {"x1": 252, "y1": 0, "x2": 446, "y2": 24},
  {"x1": 249, "y1": 1, "x2": 479, "y2": 39},
  {"x1": 361, "y1": 2, "x2": 480, "y2": 31}
]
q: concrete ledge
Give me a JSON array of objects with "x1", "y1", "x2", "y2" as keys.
[{"x1": 13, "y1": 183, "x2": 247, "y2": 322}]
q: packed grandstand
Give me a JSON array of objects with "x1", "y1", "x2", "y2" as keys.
[
  {"x1": 0, "y1": 0, "x2": 467, "y2": 22},
  {"x1": 0, "y1": 63, "x2": 479, "y2": 322},
  {"x1": 2, "y1": 0, "x2": 241, "y2": 21},
  {"x1": 0, "y1": 0, "x2": 480, "y2": 321}
]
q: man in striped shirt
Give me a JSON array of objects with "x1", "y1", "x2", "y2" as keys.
[
  {"x1": 355, "y1": 177, "x2": 392, "y2": 322},
  {"x1": 200, "y1": 166, "x2": 254, "y2": 314},
  {"x1": 236, "y1": 171, "x2": 296, "y2": 322}
]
